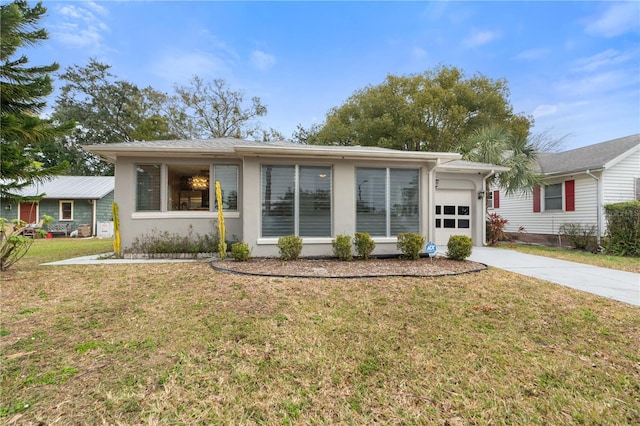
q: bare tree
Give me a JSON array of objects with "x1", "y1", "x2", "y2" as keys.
[{"x1": 167, "y1": 76, "x2": 267, "y2": 140}]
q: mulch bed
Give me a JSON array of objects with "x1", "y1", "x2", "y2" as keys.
[{"x1": 211, "y1": 256, "x2": 487, "y2": 278}]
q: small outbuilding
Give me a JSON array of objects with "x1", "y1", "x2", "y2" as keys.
[{"x1": 0, "y1": 176, "x2": 115, "y2": 237}]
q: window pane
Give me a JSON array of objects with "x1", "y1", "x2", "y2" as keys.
[
  {"x1": 168, "y1": 165, "x2": 210, "y2": 211},
  {"x1": 545, "y1": 183, "x2": 562, "y2": 210},
  {"x1": 61, "y1": 202, "x2": 72, "y2": 220},
  {"x1": 356, "y1": 168, "x2": 387, "y2": 236},
  {"x1": 214, "y1": 165, "x2": 238, "y2": 211},
  {"x1": 458, "y1": 206, "x2": 469, "y2": 215},
  {"x1": 136, "y1": 164, "x2": 161, "y2": 211},
  {"x1": 444, "y1": 205, "x2": 455, "y2": 215},
  {"x1": 444, "y1": 219, "x2": 456, "y2": 228},
  {"x1": 390, "y1": 169, "x2": 419, "y2": 235},
  {"x1": 458, "y1": 219, "x2": 470, "y2": 229},
  {"x1": 299, "y1": 166, "x2": 332, "y2": 237},
  {"x1": 262, "y1": 165, "x2": 295, "y2": 237}
]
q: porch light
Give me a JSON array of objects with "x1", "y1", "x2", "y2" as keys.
[
  {"x1": 189, "y1": 175, "x2": 209, "y2": 190},
  {"x1": 477, "y1": 190, "x2": 485, "y2": 200}
]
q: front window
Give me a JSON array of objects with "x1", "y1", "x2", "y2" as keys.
[
  {"x1": 356, "y1": 168, "x2": 419, "y2": 237},
  {"x1": 60, "y1": 200, "x2": 73, "y2": 220},
  {"x1": 136, "y1": 164, "x2": 161, "y2": 211},
  {"x1": 168, "y1": 165, "x2": 210, "y2": 211},
  {"x1": 261, "y1": 165, "x2": 332, "y2": 237},
  {"x1": 544, "y1": 183, "x2": 562, "y2": 210}
]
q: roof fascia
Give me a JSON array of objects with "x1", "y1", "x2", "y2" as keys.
[
  {"x1": 233, "y1": 145, "x2": 461, "y2": 163},
  {"x1": 542, "y1": 168, "x2": 604, "y2": 179}
]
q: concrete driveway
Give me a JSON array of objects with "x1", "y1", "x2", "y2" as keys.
[{"x1": 468, "y1": 246, "x2": 640, "y2": 306}]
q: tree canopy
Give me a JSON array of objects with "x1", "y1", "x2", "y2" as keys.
[
  {"x1": 166, "y1": 76, "x2": 268, "y2": 140},
  {"x1": 0, "y1": 0, "x2": 68, "y2": 201},
  {"x1": 306, "y1": 65, "x2": 532, "y2": 152}
]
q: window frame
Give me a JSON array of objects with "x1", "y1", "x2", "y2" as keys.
[
  {"x1": 134, "y1": 163, "x2": 240, "y2": 217},
  {"x1": 355, "y1": 167, "x2": 420, "y2": 238},
  {"x1": 59, "y1": 200, "x2": 74, "y2": 221},
  {"x1": 260, "y1": 164, "x2": 333, "y2": 238},
  {"x1": 544, "y1": 183, "x2": 563, "y2": 211}
]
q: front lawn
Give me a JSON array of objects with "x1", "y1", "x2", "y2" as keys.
[{"x1": 1, "y1": 242, "x2": 639, "y2": 424}]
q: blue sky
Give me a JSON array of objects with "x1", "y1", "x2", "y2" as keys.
[{"x1": 28, "y1": 1, "x2": 640, "y2": 150}]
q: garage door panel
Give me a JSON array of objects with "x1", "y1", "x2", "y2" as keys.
[{"x1": 435, "y1": 190, "x2": 472, "y2": 246}]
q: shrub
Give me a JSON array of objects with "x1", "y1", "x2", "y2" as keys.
[
  {"x1": 129, "y1": 226, "x2": 218, "y2": 258},
  {"x1": 604, "y1": 201, "x2": 640, "y2": 257},
  {"x1": 354, "y1": 232, "x2": 375, "y2": 259},
  {"x1": 230, "y1": 241, "x2": 251, "y2": 261},
  {"x1": 487, "y1": 212, "x2": 508, "y2": 246},
  {"x1": 332, "y1": 234, "x2": 352, "y2": 261},
  {"x1": 396, "y1": 232, "x2": 426, "y2": 260},
  {"x1": 277, "y1": 235, "x2": 303, "y2": 261},
  {"x1": 447, "y1": 235, "x2": 473, "y2": 260},
  {"x1": 559, "y1": 223, "x2": 597, "y2": 250}
]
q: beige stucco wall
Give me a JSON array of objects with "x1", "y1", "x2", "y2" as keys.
[
  {"x1": 113, "y1": 155, "x2": 488, "y2": 257},
  {"x1": 114, "y1": 157, "x2": 243, "y2": 252},
  {"x1": 243, "y1": 156, "x2": 444, "y2": 257}
]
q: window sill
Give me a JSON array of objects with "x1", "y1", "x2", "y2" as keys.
[
  {"x1": 257, "y1": 237, "x2": 333, "y2": 245},
  {"x1": 132, "y1": 211, "x2": 240, "y2": 220},
  {"x1": 256, "y1": 237, "x2": 399, "y2": 245}
]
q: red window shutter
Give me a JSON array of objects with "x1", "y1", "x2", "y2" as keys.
[
  {"x1": 565, "y1": 180, "x2": 575, "y2": 211},
  {"x1": 493, "y1": 190, "x2": 500, "y2": 209},
  {"x1": 533, "y1": 186, "x2": 541, "y2": 212}
]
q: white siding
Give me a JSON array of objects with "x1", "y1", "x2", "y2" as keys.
[
  {"x1": 602, "y1": 149, "x2": 640, "y2": 204},
  {"x1": 491, "y1": 175, "x2": 598, "y2": 235}
]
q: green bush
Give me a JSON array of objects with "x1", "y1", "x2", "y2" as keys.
[
  {"x1": 277, "y1": 235, "x2": 303, "y2": 261},
  {"x1": 559, "y1": 223, "x2": 597, "y2": 250},
  {"x1": 446, "y1": 235, "x2": 473, "y2": 260},
  {"x1": 354, "y1": 232, "x2": 375, "y2": 259},
  {"x1": 332, "y1": 234, "x2": 352, "y2": 261},
  {"x1": 604, "y1": 201, "x2": 640, "y2": 257},
  {"x1": 396, "y1": 233, "x2": 426, "y2": 260},
  {"x1": 230, "y1": 241, "x2": 251, "y2": 262}
]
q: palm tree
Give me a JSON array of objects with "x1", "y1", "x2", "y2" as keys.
[{"x1": 461, "y1": 124, "x2": 542, "y2": 197}]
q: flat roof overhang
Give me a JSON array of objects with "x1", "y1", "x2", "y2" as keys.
[{"x1": 84, "y1": 143, "x2": 463, "y2": 165}]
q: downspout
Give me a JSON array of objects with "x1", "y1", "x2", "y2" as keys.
[
  {"x1": 481, "y1": 170, "x2": 496, "y2": 246},
  {"x1": 90, "y1": 199, "x2": 97, "y2": 237},
  {"x1": 585, "y1": 169, "x2": 602, "y2": 245},
  {"x1": 428, "y1": 159, "x2": 441, "y2": 245}
]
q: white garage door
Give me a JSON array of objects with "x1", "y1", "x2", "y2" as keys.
[{"x1": 434, "y1": 190, "x2": 473, "y2": 247}]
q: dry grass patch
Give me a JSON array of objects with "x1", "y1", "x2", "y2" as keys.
[{"x1": 1, "y1": 260, "x2": 639, "y2": 425}]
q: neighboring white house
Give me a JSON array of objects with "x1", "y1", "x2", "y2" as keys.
[
  {"x1": 84, "y1": 138, "x2": 507, "y2": 257},
  {"x1": 489, "y1": 134, "x2": 640, "y2": 244}
]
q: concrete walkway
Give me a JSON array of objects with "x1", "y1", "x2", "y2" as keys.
[{"x1": 468, "y1": 246, "x2": 639, "y2": 306}]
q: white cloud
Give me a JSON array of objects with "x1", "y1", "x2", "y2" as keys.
[
  {"x1": 52, "y1": 4, "x2": 110, "y2": 50},
  {"x1": 584, "y1": 3, "x2": 640, "y2": 38},
  {"x1": 250, "y1": 50, "x2": 276, "y2": 72},
  {"x1": 555, "y1": 69, "x2": 636, "y2": 97},
  {"x1": 572, "y1": 49, "x2": 634, "y2": 73},
  {"x1": 532, "y1": 104, "x2": 558, "y2": 119},
  {"x1": 150, "y1": 51, "x2": 231, "y2": 84},
  {"x1": 514, "y1": 48, "x2": 550, "y2": 61},
  {"x1": 463, "y1": 30, "x2": 499, "y2": 47}
]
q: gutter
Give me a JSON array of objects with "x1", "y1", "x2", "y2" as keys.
[{"x1": 585, "y1": 169, "x2": 602, "y2": 245}]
